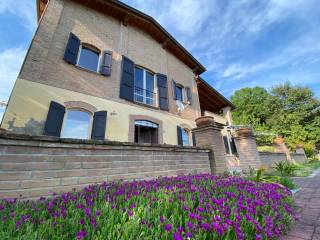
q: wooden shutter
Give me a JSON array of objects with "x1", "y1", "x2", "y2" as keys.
[
  {"x1": 185, "y1": 87, "x2": 192, "y2": 104},
  {"x1": 63, "y1": 32, "x2": 80, "y2": 65},
  {"x1": 172, "y1": 80, "x2": 177, "y2": 100},
  {"x1": 100, "y1": 51, "x2": 112, "y2": 76},
  {"x1": 91, "y1": 111, "x2": 107, "y2": 140},
  {"x1": 177, "y1": 126, "x2": 183, "y2": 146},
  {"x1": 157, "y1": 74, "x2": 169, "y2": 111},
  {"x1": 44, "y1": 101, "x2": 65, "y2": 137},
  {"x1": 120, "y1": 56, "x2": 134, "y2": 101}
]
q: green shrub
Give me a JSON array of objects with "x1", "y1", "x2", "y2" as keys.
[
  {"x1": 304, "y1": 143, "x2": 316, "y2": 158},
  {"x1": 278, "y1": 177, "x2": 297, "y2": 190},
  {"x1": 274, "y1": 161, "x2": 297, "y2": 176}
]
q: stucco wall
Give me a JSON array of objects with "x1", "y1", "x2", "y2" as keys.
[
  {"x1": 2, "y1": 79, "x2": 206, "y2": 145},
  {"x1": 0, "y1": 133, "x2": 211, "y2": 199}
]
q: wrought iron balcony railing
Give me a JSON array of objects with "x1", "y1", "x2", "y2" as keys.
[{"x1": 134, "y1": 86, "x2": 156, "y2": 106}]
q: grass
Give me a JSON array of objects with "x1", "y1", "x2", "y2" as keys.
[{"x1": 0, "y1": 174, "x2": 296, "y2": 240}]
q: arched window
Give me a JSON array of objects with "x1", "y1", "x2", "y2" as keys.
[
  {"x1": 61, "y1": 109, "x2": 92, "y2": 139},
  {"x1": 77, "y1": 44, "x2": 100, "y2": 72},
  {"x1": 134, "y1": 120, "x2": 158, "y2": 144}
]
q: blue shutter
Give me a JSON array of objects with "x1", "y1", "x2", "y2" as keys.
[
  {"x1": 186, "y1": 87, "x2": 192, "y2": 104},
  {"x1": 120, "y1": 56, "x2": 134, "y2": 101},
  {"x1": 172, "y1": 80, "x2": 177, "y2": 100},
  {"x1": 91, "y1": 111, "x2": 107, "y2": 140},
  {"x1": 157, "y1": 74, "x2": 169, "y2": 111},
  {"x1": 177, "y1": 126, "x2": 183, "y2": 146},
  {"x1": 100, "y1": 51, "x2": 112, "y2": 76},
  {"x1": 63, "y1": 32, "x2": 80, "y2": 65},
  {"x1": 223, "y1": 136, "x2": 230, "y2": 154},
  {"x1": 192, "y1": 132, "x2": 196, "y2": 146},
  {"x1": 44, "y1": 101, "x2": 65, "y2": 137}
]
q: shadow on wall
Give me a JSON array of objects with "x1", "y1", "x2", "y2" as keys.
[{"x1": 7, "y1": 118, "x2": 45, "y2": 136}]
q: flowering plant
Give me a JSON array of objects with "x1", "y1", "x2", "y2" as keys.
[{"x1": 0, "y1": 174, "x2": 295, "y2": 239}]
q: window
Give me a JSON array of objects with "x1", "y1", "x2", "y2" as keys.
[
  {"x1": 134, "y1": 120, "x2": 158, "y2": 144},
  {"x1": 61, "y1": 110, "x2": 91, "y2": 139},
  {"x1": 182, "y1": 128, "x2": 190, "y2": 146},
  {"x1": 77, "y1": 45, "x2": 100, "y2": 72},
  {"x1": 134, "y1": 67, "x2": 156, "y2": 106},
  {"x1": 223, "y1": 135, "x2": 237, "y2": 155},
  {"x1": 175, "y1": 85, "x2": 183, "y2": 101}
]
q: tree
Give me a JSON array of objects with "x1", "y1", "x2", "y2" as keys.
[{"x1": 231, "y1": 82, "x2": 320, "y2": 150}]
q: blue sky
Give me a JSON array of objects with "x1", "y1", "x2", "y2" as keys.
[{"x1": 0, "y1": 0, "x2": 319, "y2": 120}]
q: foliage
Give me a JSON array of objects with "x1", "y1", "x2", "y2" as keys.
[
  {"x1": 231, "y1": 82, "x2": 320, "y2": 149},
  {"x1": 257, "y1": 146, "x2": 275, "y2": 152},
  {"x1": 273, "y1": 161, "x2": 297, "y2": 176},
  {"x1": 303, "y1": 143, "x2": 316, "y2": 158},
  {"x1": 0, "y1": 174, "x2": 295, "y2": 240},
  {"x1": 244, "y1": 167, "x2": 296, "y2": 190},
  {"x1": 278, "y1": 177, "x2": 296, "y2": 190}
]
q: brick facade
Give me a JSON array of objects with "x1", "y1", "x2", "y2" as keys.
[
  {"x1": 0, "y1": 133, "x2": 211, "y2": 199},
  {"x1": 192, "y1": 122, "x2": 227, "y2": 174},
  {"x1": 234, "y1": 128, "x2": 261, "y2": 170}
]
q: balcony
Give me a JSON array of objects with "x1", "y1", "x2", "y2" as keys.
[{"x1": 134, "y1": 86, "x2": 157, "y2": 107}]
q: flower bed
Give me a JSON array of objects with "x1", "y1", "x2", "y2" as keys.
[{"x1": 0, "y1": 174, "x2": 295, "y2": 239}]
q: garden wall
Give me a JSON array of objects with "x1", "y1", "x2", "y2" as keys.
[
  {"x1": 291, "y1": 153, "x2": 307, "y2": 164},
  {"x1": 259, "y1": 152, "x2": 307, "y2": 169},
  {"x1": 259, "y1": 152, "x2": 287, "y2": 168},
  {"x1": 0, "y1": 133, "x2": 211, "y2": 199}
]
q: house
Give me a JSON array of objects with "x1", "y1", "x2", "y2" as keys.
[{"x1": 1, "y1": 0, "x2": 234, "y2": 152}]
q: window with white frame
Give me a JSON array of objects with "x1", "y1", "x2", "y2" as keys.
[
  {"x1": 182, "y1": 128, "x2": 190, "y2": 146},
  {"x1": 77, "y1": 45, "x2": 100, "y2": 72},
  {"x1": 134, "y1": 66, "x2": 156, "y2": 106},
  {"x1": 175, "y1": 84, "x2": 184, "y2": 102},
  {"x1": 61, "y1": 109, "x2": 92, "y2": 139}
]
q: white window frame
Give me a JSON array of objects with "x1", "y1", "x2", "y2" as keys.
[
  {"x1": 134, "y1": 66, "x2": 157, "y2": 106},
  {"x1": 175, "y1": 84, "x2": 185, "y2": 103},
  {"x1": 76, "y1": 44, "x2": 101, "y2": 73},
  {"x1": 61, "y1": 108, "x2": 93, "y2": 140},
  {"x1": 182, "y1": 128, "x2": 191, "y2": 146}
]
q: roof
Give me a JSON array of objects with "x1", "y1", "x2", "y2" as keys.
[
  {"x1": 196, "y1": 77, "x2": 235, "y2": 113},
  {"x1": 37, "y1": 0, "x2": 206, "y2": 75}
]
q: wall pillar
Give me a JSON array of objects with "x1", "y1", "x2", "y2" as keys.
[
  {"x1": 234, "y1": 128, "x2": 261, "y2": 170},
  {"x1": 193, "y1": 116, "x2": 227, "y2": 174}
]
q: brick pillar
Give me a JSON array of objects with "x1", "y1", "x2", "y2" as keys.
[
  {"x1": 193, "y1": 116, "x2": 227, "y2": 174},
  {"x1": 234, "y1": 128, "x2": 261, "y2": 170}
]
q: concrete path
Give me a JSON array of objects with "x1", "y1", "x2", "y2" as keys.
[{"x1": 283, "y1": 170, "x2": 320, "y2": 240}]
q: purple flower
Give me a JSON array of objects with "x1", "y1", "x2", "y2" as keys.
[
  {"x1": 76, "y1": 230, "x2": 87, "y2": 240},
  {"x1": 164, "y1": 224, "x2": 172, "y2": 232},
  {"x1": 128, "y1": 210, "x2": 133, "y2": 217},
  {"x1": 186, "y1": 232, "x2": 192, "y2": 238},
  {"x1": 96, "y1": 210, "x2": 101, "y2": 216},
  {"x1": 0, "y1": 205, "x2": 4, "y2": 211},
  {"x1": 80, "y1": 219, "x2": 85, "y2": 225},
  {"x1": 188, "y1": 213, "x2": 195, "y2": 219},
  {"x1": 173, "y1": 232, "x2": 183, "y2": 240},
  {"x1": 187, "y1": 221, "x2": 193, "y2": 229},
  {"x1": 16, "y1": 220, "x2": 22, "y2": 228},
  {"x1": 160, "y1": 216, "x2": 165, "y2": 223},
  {"x1": 177, "y1": 226, "x2": 183, "y2": 233}
]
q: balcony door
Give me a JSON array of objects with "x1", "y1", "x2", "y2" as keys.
[{"x1": 134, "y1": 67, "x2": 155, "y2": 106}]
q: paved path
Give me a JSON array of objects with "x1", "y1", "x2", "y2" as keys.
[{"x1": 283, "y1": 170, "x2": 320, "y2": 240}]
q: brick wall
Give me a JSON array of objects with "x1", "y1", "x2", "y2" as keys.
[
  {"x1": 291, "y1": 153, "x2": 307, "y2": 164},
  {"x1": 0, "y1": 133, "x2": 210, "y2": 199},
  {"x1": 259, "y1": 152, "x2": 287, "y2": 169}
]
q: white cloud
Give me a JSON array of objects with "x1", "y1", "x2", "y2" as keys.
[
  {"x1": 0, "y1": 0, "x2": 36, "y2": 31},
  {"x1": 0, "y1": 47, "x2": 27, "y2": 101}
]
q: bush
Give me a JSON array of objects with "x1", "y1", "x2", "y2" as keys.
[
  {"x1": 274, "y1": 161, "x2": 297, "y2": 176},
  {"x1": 304, "y1": 143, "x2": 316, "y2": 158},
  {"x1": 278, "y1": 177, "x2": 297, "y2": 190},
  {"x1": 0, "y1": 174, "x2": 295, "y2": 240}
]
